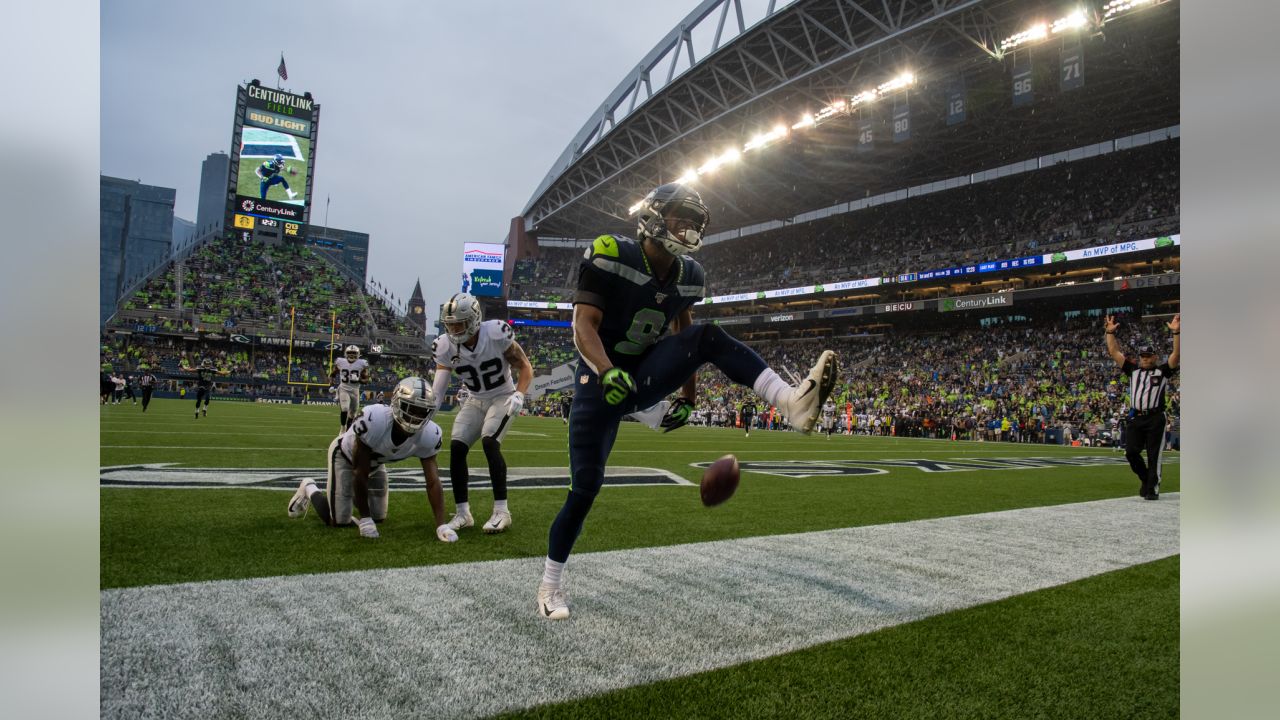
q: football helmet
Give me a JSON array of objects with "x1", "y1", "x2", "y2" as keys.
[
  {"x1": 633, "y1": 182, "x2": 710, "y2": 256},
  {"x1": 441, "y1": 293, "x2": 482, "y2": 344},
  {"x1": 345, "y1": 345, "x2": 360, "y2": 361},
  {"x1": 390, "y1": 376, "x2": 437, "y2": 432},
  {"x1": 273, "y1": 153, "x2": 284, "y2": 165}
]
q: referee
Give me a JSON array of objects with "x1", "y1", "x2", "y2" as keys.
[
  {"x1": 139, "y1": 369, "x2": 157, "y2": 412},
  {"x1": 1105, "y1": 313, "x2": 1180, "y2": 500}
]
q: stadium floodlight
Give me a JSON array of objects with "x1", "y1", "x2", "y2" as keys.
[
  {"x1": 876, "y1": 72, "x2": 916, "y2": 94},
  {"x1": 743, "y1": 125, "x2": 788, "y2": 152},
  {"x1": 675, "y1": 168, "x2": 698, "y2": 184},
  {"x1": 999, "y1": 22, "x2": 1048, "y2": 52},
  {"x1": 1103, "y1": 0, "x2": 1154, "y2": 22},
  {"x1": 813, "y1": 99, "x2": 848, "y2": 123},
  {"x1": 791, "y1": 114, "x2": 816, "y2": 130},
  {"x1": 1052, "y1": 9, "x2": 1088, "y2": 33},
  {"x1": 1001, "y1": 7, "x2": 1094, "y2": 53},
  {"x1": 849, "y1": 89, "x2": 878, "y2": 107},
  {"x1": 627, "y1": 199, "x2": 646, "y2": 215}
]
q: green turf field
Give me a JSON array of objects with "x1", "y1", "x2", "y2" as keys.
[{"x1": 100, "y1": 398, "x2": 1179, "y2": 718}]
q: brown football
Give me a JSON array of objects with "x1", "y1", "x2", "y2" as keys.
[{"x1": 700, "y1": 454, "x2": 740, "y2": 507}]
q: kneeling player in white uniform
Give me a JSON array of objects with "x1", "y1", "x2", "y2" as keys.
[
  {"x1": 330, "y1": 345, "x2": 371, "y2": 431},
  {"x1": 287, "y1": 377, "x2": 458, "y2": 542},
  {"x1": 433, "y1": 293, "x2": 533, "y2": 535}
]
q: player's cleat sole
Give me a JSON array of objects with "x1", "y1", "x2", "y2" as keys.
[
  {"x1": 482, "y1": 511, "x2": 512, "y2": 534},
  {"x1": 447, "y1": 512, "x2": 474, "y2": 531},
  {"x1": 287, "y1": 479, "x2": 313, "y2": 519},
  {"x1": 784, "y1": 350, "x2": 839, "y2": 435},
  {"x1": 536, "y1": 584, "x2": 570, "y2": 620}
]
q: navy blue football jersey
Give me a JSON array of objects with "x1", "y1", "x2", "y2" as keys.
[{"x1": 574, "y1": 235, "x2": 706, "y2": 370}]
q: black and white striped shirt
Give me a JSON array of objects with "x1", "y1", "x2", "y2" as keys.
[{"x1": 1121, "y1": 360, "x2": 1177, "y2": 412}]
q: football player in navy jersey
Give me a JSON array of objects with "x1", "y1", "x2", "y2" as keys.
[
  {"x1": 180, "y1": 359, "x2": 228, "y2": 419},
  {"x1": 535, "y1": 182, "x2": 839, "y2": 620},
  {"x1": 256, "y1": 153, "x2": 298, "y2": 201}
]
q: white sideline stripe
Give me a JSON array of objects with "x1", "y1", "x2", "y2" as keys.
[{"x1": 102, "y1": 495, "x2": 1179, "y2": 719}]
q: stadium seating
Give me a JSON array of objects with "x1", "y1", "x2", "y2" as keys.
[
  {"x1": 490, "y1": 315, "x2": 1177, "y2": 444},
  {"x1": 507, "y1": 140, "x2": 1179, "y2": 300},
  {"x1": 111, "y1": 233, "x2": 423, "y2": 342}
]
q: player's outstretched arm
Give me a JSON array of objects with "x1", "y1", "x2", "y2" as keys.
[
  {"x1": 1104, "y1": 315, "x2": 1127, "y2": 367},
  {"x1": 422, "y1": 457, "x2": 456, "y2": 542},
  {"x1": 572, "y1": 304, "x2": 612, "y2": 375},
  {"x1": 1166, "y1": 313, "x2": 1180, "y2": 368},
  {"x1": 430, "y1": 365, "x2": 452, "y2": 405},
  {"x1": 505, "y1": 341, "x2": 534, "y2": 394}
]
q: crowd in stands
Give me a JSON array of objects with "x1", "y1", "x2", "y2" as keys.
[
  {"x1": 113, "y1": 234, "x2": 423, "y2": 340},
  {"x1": 103, "y1": 309, "x2": 1179, "y2": 447},
  {"x1": 515, "y1": 325, "x2": 578, "y2": 370},
  {"x1": 100, "y1": 333, "x2": 433, "y2": 400},
  {"x1": 489, "y1": 314, "x2": 1179, "y2": 445},
  {"x1": 506, "y1": 140, "x2": 1179, "y2": 300},
  {"x1": 510, "y1": 247, "x2": 581, "y2": 300}
]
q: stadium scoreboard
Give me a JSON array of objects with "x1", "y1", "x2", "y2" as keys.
[{"x1": 225, "y1": 81, "x2": 320, "y2": 244}]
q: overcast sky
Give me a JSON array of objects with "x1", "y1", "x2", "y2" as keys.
[{"x1": 101, "y1": 0, "x2": 726, "y2": 316}]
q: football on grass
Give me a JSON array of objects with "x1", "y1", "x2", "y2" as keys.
[{"x1": 700, "y1": 454, "x2": 740, "y2": 507}]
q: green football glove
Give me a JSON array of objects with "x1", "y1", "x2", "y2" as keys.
[
  {"x1": 600, "y1": 367, "x2": 636, "y2": 406},
  {"x1": 660, "y1": 398, "x2": 695, "y2": 433}
]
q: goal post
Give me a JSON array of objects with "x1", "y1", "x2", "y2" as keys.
[{"x1": 286, "y1": 307, "x2": 338, "y2": 389}]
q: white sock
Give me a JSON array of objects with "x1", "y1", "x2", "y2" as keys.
[
  {"x1": 493, "y1": 499, "x2": 508, "y2": 513},
  {"x1": 456, "y1": 501, "x2": 470, "y2": 517},
  {"x1": 542, "y1": 558, "x2": 565, "y2": 588},
  {"x1": 304, "y1": 482, "x2": 320, "y2": 499},
  {"x1": 752, "y1": 369, "x2": 791, "y2": 409}
]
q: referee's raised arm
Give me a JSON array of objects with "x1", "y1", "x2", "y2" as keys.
[
  {"x1": 1104, "y1": 315, "x2": 1128, "y2": 367},
  {"x1": 1166, "y1": 314, "x2": 1180, "y2": 369}
]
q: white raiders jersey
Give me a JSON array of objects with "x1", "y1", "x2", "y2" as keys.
[
  {"x1": 340, "y1": 404, "x2": 443, "y2": 467},
  {"x1": 334, "y1": 357, "x2": 370, "y2": 389},
  {"x1": 822, "y1": 401, "x2": 836, "y2": 419},
  {"x1": 433, "y1": 319, "x2": 517, "y2": 399}
]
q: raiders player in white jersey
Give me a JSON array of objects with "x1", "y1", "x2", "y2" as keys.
[
  {"x1": 433, "y1": 293, "x2": 533, "y2": 535},
  {"x1": 821, "y1": 400, "x2": 837, "y2": 438},
  {"x1": 330, "y1": 345, "x2": 371, "y2": 430},
  {"x1": 287, "y1": 377, "x2": 458, "y2": 541}
]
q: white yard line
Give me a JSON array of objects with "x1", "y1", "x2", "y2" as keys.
[{"x1": 101, "y1": 495, "x2": 1179, "y2": 719}]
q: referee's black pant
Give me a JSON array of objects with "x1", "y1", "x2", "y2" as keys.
[
  {"x1": 141, "y1": 388, "x2": 153, "y2": 411},
  {"x1": 1125, "y1": 410, "x2": 1166, "y2": 498}
]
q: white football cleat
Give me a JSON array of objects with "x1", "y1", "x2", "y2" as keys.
[
  {"x1": 536, "y1": 583, "x2": 570, "y2": 620},
  {"x1": 287, "y1": 479, "x2": 314, "y2": 518},
  {"x1": 483, "y1": 510, "x2": 512, "y2": 534},
  {"x1": 626, "y1": 400, "x2": 671, "y2": 431},
  {"x1": 447, "y1": 510, "x2": 474, "y2": 531},
  {"x1": 357, "y1": 517, "x2": 379, "y2": 539},
  {"x1": 286, "y1": 189, "x2": 298, "y2": 199},
  {"x1": 780, "y1": 350, "x2": 839, "y2": 435}
]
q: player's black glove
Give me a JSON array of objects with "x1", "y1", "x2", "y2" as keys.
[
  {"x1": 600, "y1": 367, "x2": 636, "y2": 406},
  {"x1": 660, "y1": 398, "x2": 695, "y2": 433}
]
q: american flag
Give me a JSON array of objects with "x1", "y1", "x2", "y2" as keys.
[{"x1": 277, "y1": 54, "x2": 288, "y2": 81}]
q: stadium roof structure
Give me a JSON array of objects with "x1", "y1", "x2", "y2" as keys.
[{"x1": 520, "y1": 0, "x2": 1178, "y2": 240}]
